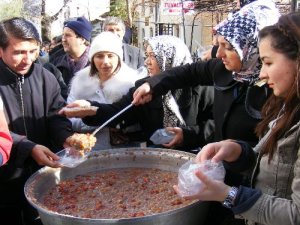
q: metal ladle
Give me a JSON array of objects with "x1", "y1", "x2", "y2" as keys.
[
  {"x1": 91, "y1": 103, "x2": 134, "y2": 136},
  {"x1": 58, "y1": 103, "x2": 134, "y2": 168}
]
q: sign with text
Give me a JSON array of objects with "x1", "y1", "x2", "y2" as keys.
[{"x1": 161, "y1": 0, "x2": 195, "y2": 15}]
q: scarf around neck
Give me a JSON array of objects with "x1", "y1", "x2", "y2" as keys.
[{"x1": 67, "y1": 46, "x2": 90, "y2": 75}]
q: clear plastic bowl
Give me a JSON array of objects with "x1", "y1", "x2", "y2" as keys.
[{"x1": 56, "y1": 148, "x2": 87, "y2": 168}]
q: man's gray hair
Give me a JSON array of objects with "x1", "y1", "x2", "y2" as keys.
[{"x1": 103, "y1": 16, "x2": 126, "y2": 32}]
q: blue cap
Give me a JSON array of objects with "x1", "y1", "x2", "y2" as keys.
[{"x1": 64, "y1": 17, "x2": 92, "y2": 41}]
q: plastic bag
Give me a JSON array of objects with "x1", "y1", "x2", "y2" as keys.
[
  {"x1": 150, "y1": 129, "x2": 175, "y2": 145},
  {"x1": 57, "y1": 148, "x2": 87, "y2": 168},
  {"x1": 177, "y1": 160, "x2": 225, "y2": 197}
]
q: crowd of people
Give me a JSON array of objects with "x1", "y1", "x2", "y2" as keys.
[{"x1": 0, "y1": 0, "x2": 300, "y2": 225}]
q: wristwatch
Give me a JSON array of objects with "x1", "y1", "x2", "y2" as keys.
[{"x1": 222, "y1": 186, "x2": 239, "y2": 208}]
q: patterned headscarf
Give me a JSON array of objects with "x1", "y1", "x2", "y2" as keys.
[
  {"x1": 240, "y1": 0, "x2": 256, "y2": 8},
  {"x1": 143, "y1": 35, "x2": 193, "y2": 72},
  {"x1": 215, "y1": 0, "x2": 280, "y2": 83},
  {"x1": 144, "y1": 35, "x2": 192, "y2": 127}
]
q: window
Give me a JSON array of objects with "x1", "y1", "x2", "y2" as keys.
[
  {"x1": 155, "y1": 23, "x2": 174, "y2": 35},
  {"x1": 150, "y1": 27, "x2": 153, "y2": 37},
  {"x1": 142, "y1": 28, "x2": 145, "y2": 40}
]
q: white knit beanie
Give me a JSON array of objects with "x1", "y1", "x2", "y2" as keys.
[{"x1": 89, "y1": 31, "x2": 123, "y2": 61}]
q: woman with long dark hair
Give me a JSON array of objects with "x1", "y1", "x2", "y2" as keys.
[{"x1": 180, "y1": 12, "x2": 300, "y2": 225}]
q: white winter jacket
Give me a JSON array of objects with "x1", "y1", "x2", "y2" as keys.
[{"x1": 67, "y1": 63, "x2": 142, "y2": 150}]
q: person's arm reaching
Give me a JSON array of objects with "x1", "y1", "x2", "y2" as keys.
[{"x1": 133, "y1": 59, "x2": 218, "y2": 105}]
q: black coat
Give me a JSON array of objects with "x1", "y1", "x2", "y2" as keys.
[
  {"x1": 0, "y1": 60, "x2": 73, "y2": 180},
  {"x1": 138, "y1": 59, "x2": 271, "y2": 146},
  {"x1": 36, "y1": 58, "x2": 68, "y2": 100},
  {"x1": 50, "y1": 51, "x2": 90, "y2": 86},
  {"x1": 83, "y1": 78, "x2": 215, "y2": 150}
]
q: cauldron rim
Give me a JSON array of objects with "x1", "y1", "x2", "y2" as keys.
[{"x1": 24, "y1": 147, "x2": 202, "y2": 223}]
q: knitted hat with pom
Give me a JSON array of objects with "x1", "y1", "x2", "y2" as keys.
[{"x1": 88, "y1": 31, "x2": 123, "y2": 61}]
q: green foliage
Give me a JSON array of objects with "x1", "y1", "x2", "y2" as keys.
[
  {"x1": 108, "y1": 0, "x2": 127, "y2": 22},
  {"x1": 0, "y1": 0, "x2": 23, "y2": 21}
]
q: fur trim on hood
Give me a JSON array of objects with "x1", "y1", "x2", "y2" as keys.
[{"x1": 69, "y1": 63, "x2": 141, "y2": 103}]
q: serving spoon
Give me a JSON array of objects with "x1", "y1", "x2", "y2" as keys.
[
  {"x1": 91, "y1": 103, "x2": 134, "y2": 136},
  {"x1": 58, "y1": 103, "x2": 134, "y2": 167}
]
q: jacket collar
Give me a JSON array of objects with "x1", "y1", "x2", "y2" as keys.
[{"x1": 0, "y1": 59, "x2": 33, "y2": 83}]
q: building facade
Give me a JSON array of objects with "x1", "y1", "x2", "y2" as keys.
[
  {"x1": 47, "y1": 0, "x2": 110, "y2": 38},
  {"x1": 131, "y1": 0, "x2": 292, "y2": 59}
]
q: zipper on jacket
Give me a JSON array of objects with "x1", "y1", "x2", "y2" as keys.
[{"x1": 17, "y1": 76, "x2": 28, "y2": 136}]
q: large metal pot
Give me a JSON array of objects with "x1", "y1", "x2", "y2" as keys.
[{"x1": 25, "y1": 148, "x2": 209, "y2": 225}]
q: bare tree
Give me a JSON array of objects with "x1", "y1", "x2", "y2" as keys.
[
  {"x1": 20, "y1": 0, "x2": 71, "y2": 41},
  {"x1": 126, "y1": 0, "x2": 132, "y2": 26},
  {"x1": 40, "y1": 0, "x2": 72, "y2": 41},
  {"x1": 129, "y1": 0, "x2": 159, "y2": 26},
  {"x1": 194, "y1": 0, "x2": 238, "y2": 12}
]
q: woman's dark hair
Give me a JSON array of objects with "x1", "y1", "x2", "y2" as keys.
[
  {"x1": 0, "y1": 17, "x2": 41, "y2": 50},
  {"x1": 255, "y1": 12, "x2": 300, "y2": 162}
]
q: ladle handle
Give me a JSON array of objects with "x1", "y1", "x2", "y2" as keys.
[{"x1": 91, "y1": 103, "x2": 133, "y2": 136}]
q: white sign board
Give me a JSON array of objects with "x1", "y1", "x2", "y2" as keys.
[{"x1": 161, "y1": 0, "x2": 195, "y2": 15}]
